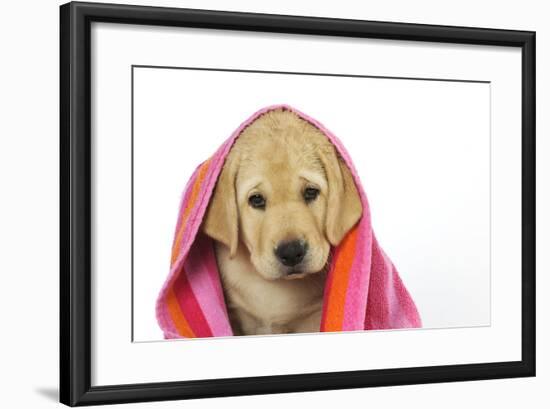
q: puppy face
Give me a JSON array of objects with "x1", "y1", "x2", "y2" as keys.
[
  {"x1": 203, "y1": 109, "x2": 362, "y2": 281},
  {"x1": 235, "y1": 124, "x2": 330, "y2": 280}
]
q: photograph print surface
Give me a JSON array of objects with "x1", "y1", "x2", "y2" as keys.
[{"x1": 132, "y1": 66, "x2": 491, "y2": 342}]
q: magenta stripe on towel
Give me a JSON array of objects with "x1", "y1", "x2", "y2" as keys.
[
  {"x1": 184, "y1": 234, "x2": 233, "y2": 337},
  {"x1": 172, "y1": 165, "x2": 201, "y2": 242}
]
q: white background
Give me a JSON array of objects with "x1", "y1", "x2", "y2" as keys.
[
  {"x1": 133, "y1": 68, "x2": 491, "y2": 341},
  {"x1": 0, "y1": 0, "x2": 547, "y2": 408}
]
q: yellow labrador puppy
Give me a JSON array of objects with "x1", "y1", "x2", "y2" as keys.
[{"x1": 203, "y1": 109, "x2": 362, "y2": 335}]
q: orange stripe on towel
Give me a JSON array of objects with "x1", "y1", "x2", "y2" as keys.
[
  {"x1": 322, "y1": 226, "x2": 359, "y2": 331},
  {"x1": 171, "y1": 160, "x2": 211, "y2": 264},
  {"x1": 166, "y1": 286, "x2": 196, "y2": 338}
]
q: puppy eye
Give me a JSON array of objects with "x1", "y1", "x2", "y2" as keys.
[
  {"x1": 248, "y1": 194, "x2": 266, "y2": 209},
  {"x1": 303, "y1": 187, "x2": 320, "y2": 203}
]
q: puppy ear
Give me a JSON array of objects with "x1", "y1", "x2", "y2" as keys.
[
  {"x1": 320, "y1": 147, "x2": 362, "y2": 246},
  {"x1": 202, "y1": 154, "x2": 239, "y2": 257}
]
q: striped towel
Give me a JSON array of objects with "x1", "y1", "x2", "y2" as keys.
[{"x1": 156, "y1": 104, "x2": 421, "y2": 339}]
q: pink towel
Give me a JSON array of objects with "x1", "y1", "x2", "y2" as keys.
[{"x1": 156, "y1": 104, "x2": 421, "y2": 338}]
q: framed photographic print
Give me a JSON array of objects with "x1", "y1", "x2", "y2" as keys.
[{"x1": 60, "y1": 1, "x2": 536, "y2": 406}]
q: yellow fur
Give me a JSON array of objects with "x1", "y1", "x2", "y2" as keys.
[{"x1": 203, "y1": 109, "x2": 362, "y2": 335}]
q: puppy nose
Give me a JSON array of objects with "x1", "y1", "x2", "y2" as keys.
[{"x1": 275, "y1": 240, "x2": 307, "y2": 267}]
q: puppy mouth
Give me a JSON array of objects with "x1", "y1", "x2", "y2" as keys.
[
  {"x1": 280, "y1": 266, "x2": 318, "y2": 280},
  {"x1": 282, "y1": 272, "x2": 308, "y2": 280},
  {"x1": 282, "y1": 270, "x2": 307, "y2": 280},
  {"x1": 279, "y1": 254, "x2": 331, "y2": 280}
]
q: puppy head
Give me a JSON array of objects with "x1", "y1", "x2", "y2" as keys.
[{"x1": 203, "y1": 109, "x2": 362, "y2": 280}]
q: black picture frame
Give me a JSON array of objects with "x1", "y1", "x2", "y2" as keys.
[{"x1": 60, "y1": 1, "x2": 536, "y2": 406}]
